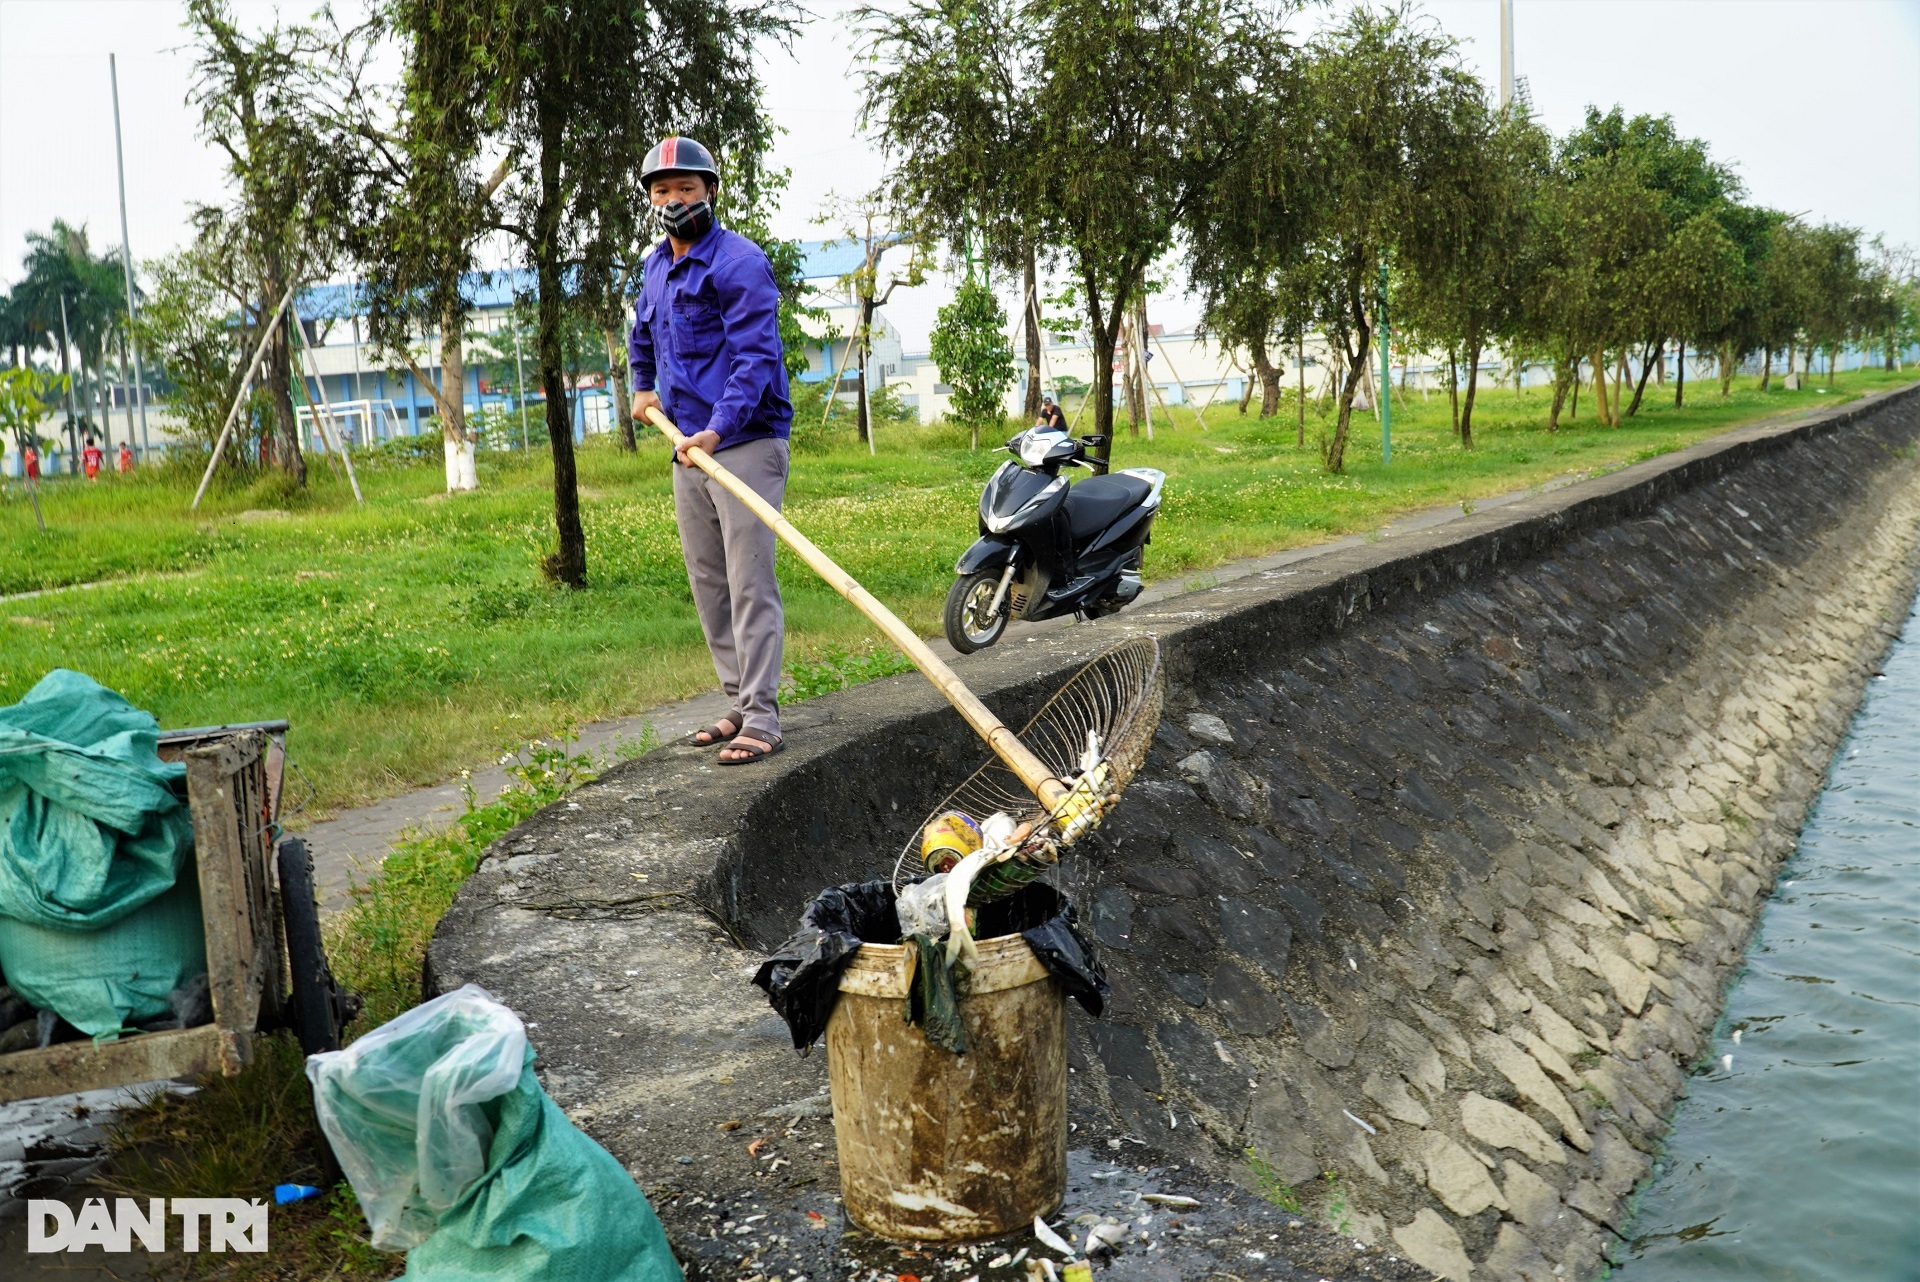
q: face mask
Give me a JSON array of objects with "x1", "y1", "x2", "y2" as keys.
[{"x1": 655, "y1": 198, "x2": 714, "y2": 242}]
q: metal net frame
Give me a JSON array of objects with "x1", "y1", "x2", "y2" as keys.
[{"x1": 894, "y1": 635, "x2": 1166, "y2": 888}]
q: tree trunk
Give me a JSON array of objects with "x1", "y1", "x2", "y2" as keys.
[
  {"x1": 1120, "y1": 318, "x2": 1141, "y2": 437},
  {"x1": 1252, "y1": 343, "x2": 1280, "y2": 418},
  {"x1": 1022, "y1": 245, "x2": 1042, "y2": 420},
  {"x1": 1548, "y1": 363, "x2": 1570, "y2": 432},
  {"x1": 440, "y1": 302, "x2": 467, "y2": 446},
  {"x1": 1085, "y1": 270, "x2": 1120, "y2": 466},
  {"x1": 856, "y1": 295, "x2": 875, "y2": 447},
  {"x1": 1459, "y1": 332, "x2": 1483, "y2": 449},
  {"x1": 1590, "y1": 349, "x2": 1613, "y2": 427},
  {"x1": 263, "y1": 281, "x2": 306, "y2": 485},
  {"x1": 1569, "y1": 358, "x2": 1579, "y2": 420},
  {"x1": 1719, "y1": 343, "x2": 1736, "y2": 398},
  {"x1": 1324, "y1": 271, "x2": 1371, "y2": 473},
  {"x1": 1626, "y1": 338, "x2": 1661, "y2": 416},
  {"x1": 1446, "y1": 346, "x2": 1459, "y2": 436},
  {"x1": 1759, "y1": 345, "x2": 1772, "y2": 391},
  {"x1": 536, "y1": 78, "x2": 585, "y2": 587},
  {"x1": 1237, "y1": 377, "x2": 1254, "y2": 416},
  {"x1": 1675, "y1": 342, "x2": 1686, "y2": 407},
  {"x1": 95, "y1": 349, "x2": 112, "y2": 452},
  {"x1": 603, "y1": 328, "x2": 635, "y2": 451},
  {"x1": 440, "y1": 302, "x2": 477, "y2": 490}
]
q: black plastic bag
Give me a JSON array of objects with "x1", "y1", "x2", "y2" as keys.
[{"x1": 752, "y1": 880, "x2": 1108, "y2": 1052}]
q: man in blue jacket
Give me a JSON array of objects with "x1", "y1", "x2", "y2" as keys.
[{"x1": 630, "y1": 136, "x2": 794, "y2": 764}]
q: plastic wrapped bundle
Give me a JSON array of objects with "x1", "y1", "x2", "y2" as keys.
[{"x1": 306, "y1": 984, "x2": 681, "y2": 1281}]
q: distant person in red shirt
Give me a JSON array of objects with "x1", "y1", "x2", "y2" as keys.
[
  {"x1": 117, "y1": 444, "x2": 134, "y2": 474},
  {"x1": 24, "y1": 445, "x2": 40, "y2": 482},
  {"x1": 82, "y1": 437, "x2": 103, "y2": 481}
]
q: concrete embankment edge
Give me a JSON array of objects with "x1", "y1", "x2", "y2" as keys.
[{"x1": 428, "y1": 384, "x2": 1920, "y2": 1280}]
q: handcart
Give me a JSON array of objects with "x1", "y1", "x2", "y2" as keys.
[{"x1": 0, "y1": 720, "x2": 350, "y2": 1103}]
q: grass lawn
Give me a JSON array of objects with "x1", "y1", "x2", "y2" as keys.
[{"x1": 2, "y1": 368, "x2": 1909, "y2": 818}]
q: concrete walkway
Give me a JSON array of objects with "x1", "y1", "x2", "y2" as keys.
[{"x1": 295, "y1": 466, "x2": 1596, "y2": 908}]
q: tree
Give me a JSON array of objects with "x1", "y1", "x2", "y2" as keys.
[
  {"x1": 1559, "y1": 106, "x2": 1739, "y2": 416},
  {"x1": 1025, "y1": 0, "x2": 1263, "y2": 464},
  {"x1": 12, "y1": 220, "x2": 129, "y2": 468},
  {"x1": 1183, "y1": 22, "x2": 1313, "y2": 431},
  {"x1": 1397, "y1": 106, "x2": 1553, "y2": 447},
  {"x1": 815, "y1": 191, "x2": 928, "y2": 450},
  {"x1": 1290, "y1": 7, "x2": 1485, "y2": 469},
  {"x1": 0, "y1": 368, "x2": 67, "y2": 468},
  {"x1": 929, "y1": 275, "x2": 1016, "y2": 446},
  {"x1": 133, "y1": 231, "x2": 271, "y2": 464},
  {"x1": 185, "y1": 0, "x2": 364, "y2": 487},
  {"x1": 858, "y1": 0, "x2": 1048, "y2": 418},
  {"x1": 380, "y1": 0, "x2": 793, "y2": 587}
]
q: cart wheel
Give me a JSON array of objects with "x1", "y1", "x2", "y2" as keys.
[{"x1": 277, "y1": 838, "x2": 345, "y2": 1056}]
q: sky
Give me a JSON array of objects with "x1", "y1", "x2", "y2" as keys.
[{"x1": 2, "y1": 0, "x2": 1917, "y2": 351}]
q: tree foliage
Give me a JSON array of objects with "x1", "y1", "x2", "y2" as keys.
[
  {"x1": 371, "y1": 0, "x2": 795, "y2": 586},
  {"x1": 929, "y1": 276, "x2": 1016, "y2": 443}
]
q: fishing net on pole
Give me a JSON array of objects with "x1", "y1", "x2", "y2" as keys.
[{"x1": 893, "y1": 635, "x2": 1165, "y2": 898}]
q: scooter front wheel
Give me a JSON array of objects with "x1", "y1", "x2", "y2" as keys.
[{"x1": 944, "y1": 570, "x2": 1010, "y2": 653}]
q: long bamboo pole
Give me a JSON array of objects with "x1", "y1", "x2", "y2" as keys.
[
  {"x1": 643, "y1": 406, "x2": 1068, "y2": 809},
  {"x1": 192, "y1": 285, "x2": 295, "y2": 510}
]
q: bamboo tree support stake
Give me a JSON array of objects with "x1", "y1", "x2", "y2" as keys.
[
  {"x1": 192, "y1": 285, "x2": 296, "y2": 510},
  {"x1": 291, "y1": 306, "x2": 364, "y2": 503},
  {"x1": 1149, "y1": 337, "x2": 1212, "y2": 430},
  {"x1": 644, "y1": 406, "x2": 1069, "y2": 810}
]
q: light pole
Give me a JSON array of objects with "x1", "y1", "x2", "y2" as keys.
[
  {"x1": 1500, "y1": 0, "x2": 1514, "y2": 109},
  {"x1": 110, "y1": 54, "x2": 151, "y2": 456}
]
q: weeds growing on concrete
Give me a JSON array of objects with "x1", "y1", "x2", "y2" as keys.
[
  {"x1": 1246, "y1": 1146, "x2": 1304, "y2": 1212},
  {"x1": 327, "y1": 728, "x2": 595, "y2": 1031}
]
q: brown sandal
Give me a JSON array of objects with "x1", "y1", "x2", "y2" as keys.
[
  {"x1": 716, "y1": 734, "x2": 784, "y2": 766},
  {"x1": 690, "y1": 718, "x2": 741, "y2": 746}
]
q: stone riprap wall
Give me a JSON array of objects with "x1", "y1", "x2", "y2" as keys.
[{"x1": 427, "y1": 387, "x2": 1920, "y2": 1282}]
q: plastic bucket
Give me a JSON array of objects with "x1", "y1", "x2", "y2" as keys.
[{"x1": 826, "y1": 932, "x2": 1067, "y2": 1242}]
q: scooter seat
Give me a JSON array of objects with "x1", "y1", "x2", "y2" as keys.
[{"x1": 1064, "y1": 473, "x2": 1153, "y2": 539}]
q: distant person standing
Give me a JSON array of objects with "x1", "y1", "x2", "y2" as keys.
[
  {"x1": 117, "y1": 443, "x2": 134, "y2": 474},
  {"x1": 628, "y1": 136, "x2": 795, "y2": 766},
  {"x1": 82, "y1": 436, "x2": 103, "y2": 481},
  {"x1": 23, "y1": 444, "x2": 39, "y2": 483}
]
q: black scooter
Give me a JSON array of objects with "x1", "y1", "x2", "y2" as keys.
[{"x1": 943, "y1": 427, "x2": 1165, "y2": 653}]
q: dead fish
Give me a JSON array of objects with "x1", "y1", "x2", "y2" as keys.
[
  {"x1": 1085, "y1": 1221, "x2": 1128, "y2": 1256},
  {"x1": 1033, "y1": 1216, "x2": 1075, "y2": 1258}
]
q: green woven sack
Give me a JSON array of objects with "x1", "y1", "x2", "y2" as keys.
[
  {"x1": 0, "y1": 873, "x2": 209, "y2": 1037},
  {"x1": 0, "y1": 669, "x2": 194, "y2": 931},
  {"x1": 405, "y1": 1065, "x2": 682, "y2": 1282}
]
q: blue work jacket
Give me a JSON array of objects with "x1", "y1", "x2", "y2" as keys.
[{"x1": 629, "y1": 226, "x2": 792, "y2": 450}]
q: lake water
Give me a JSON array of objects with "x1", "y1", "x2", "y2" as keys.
[{"x1": 1613, "y1": 589, "x2": 1920, "y2": 1280}]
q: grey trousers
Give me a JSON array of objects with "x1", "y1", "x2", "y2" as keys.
[{"x1": 673, "y1": 436, "x2": 789, "y2": 741}]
